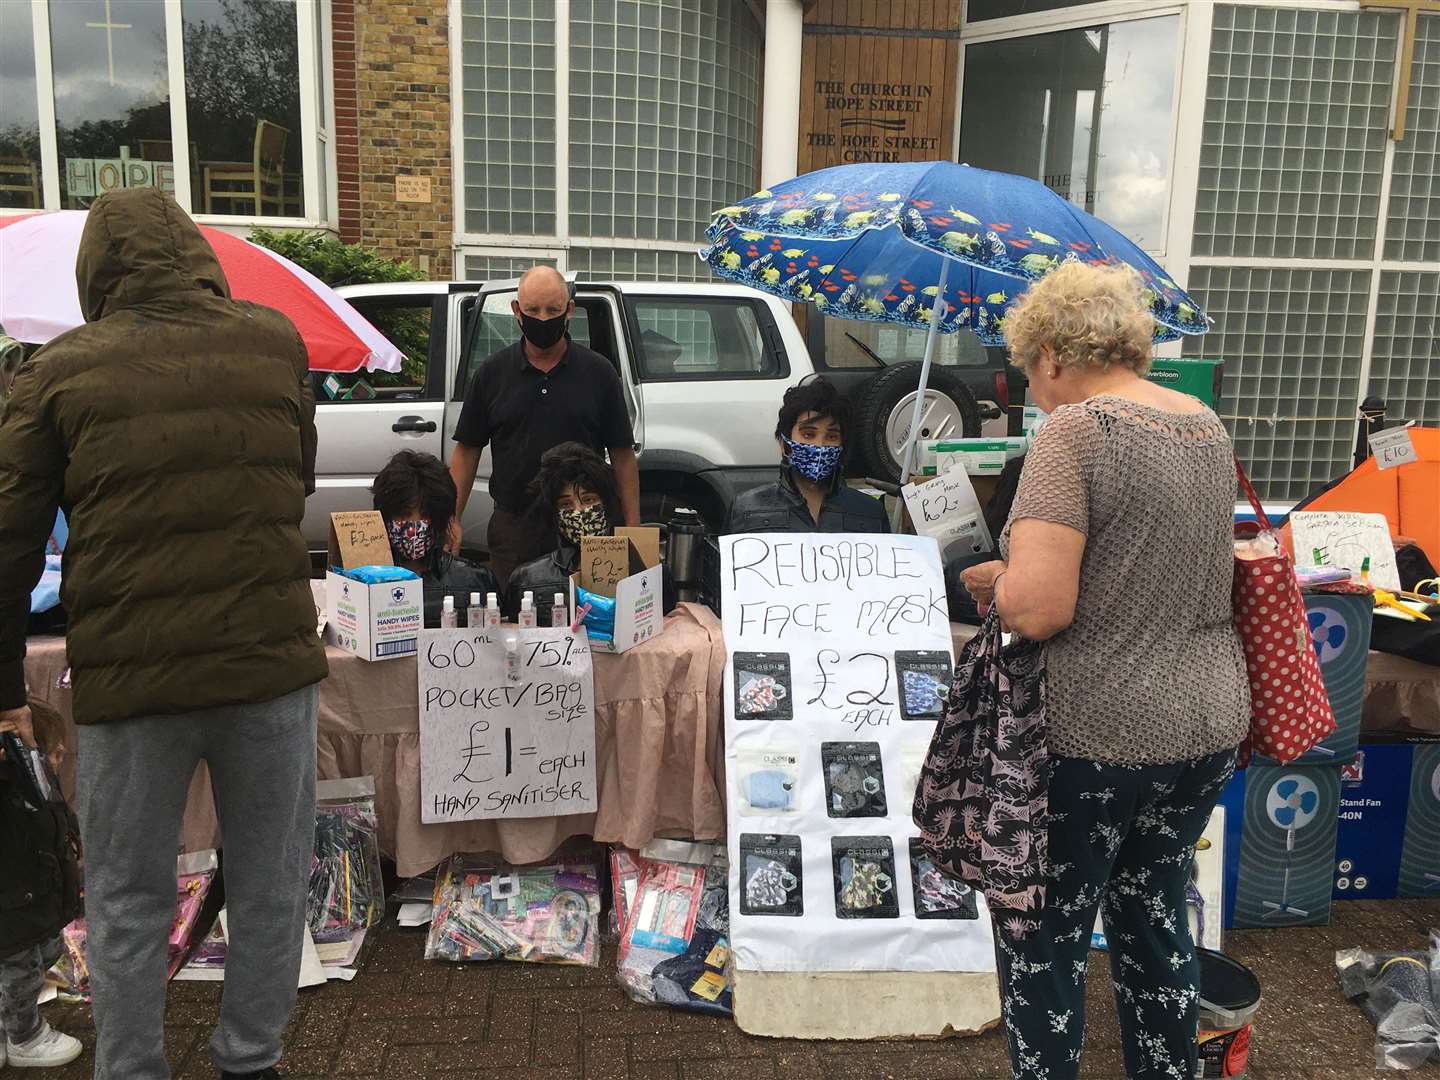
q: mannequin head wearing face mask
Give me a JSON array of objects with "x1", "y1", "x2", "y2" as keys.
[
  {"x1": 533, "y1": 442, "x2": 621, "y2": 547},
  {"x1": 774, "y1": 377, "x2": 849, "y2": 488},
  {"x1": 372, "y1": 450, "x2": 458, "y2": 573},
  {"x1": 512, "y1": 265, "x2": 574, "y2": 357}
]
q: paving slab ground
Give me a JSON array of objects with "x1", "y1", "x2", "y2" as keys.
[{"x1": 15, "y1": 898, "x2": 1440, "y2": 1079}]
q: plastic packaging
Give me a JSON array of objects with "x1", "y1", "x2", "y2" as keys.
[
  {"x1": 441, "y1": 595, "x2": 458, "y2": 628},
  {"x1": 308, "y1": 777, "x2": 386, "y2": 944},
  {"x1": 519, "y1": 591, "x2": 537, "y2": 628},
  {"x1": 615, "y1": 843, "x2": 732, "y2": 1016},
  {"x1": 465, "y1": 591, "x2": 482, "y2": 627},
  {"x1": 425, "y1": 854, "x2": 601, "y2": 966},
  {"x1": 1336, "y1": 931, "x2": 1440, "y2": 1070},
  {"x1": 575, "y1": 585, "x2": 616, "y2": 642},
  {"x1": 608, "y1": 848, "x2": 649, "y2": 936},
  {"x1": 335, "y1": 564, "x2": 420, "y2": 585},
  {"x1": 484, "y1": 592, "x2": 501, "y2": 631},
  {"x1": 551, "y1": 592, "x2": 568, "y2": 628}
]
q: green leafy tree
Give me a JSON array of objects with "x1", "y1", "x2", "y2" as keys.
[{"x1": 250, "y1": 228, "x2": 429, "y2": 387}]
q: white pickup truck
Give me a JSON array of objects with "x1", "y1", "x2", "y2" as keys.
[{"x1": 308, "y1": 279, "x2": 1010, "y2": 554}]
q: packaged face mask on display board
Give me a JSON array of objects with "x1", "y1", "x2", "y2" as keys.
[
  {"x1": 831, "y1": 836, "x2": 899, "y2": 919},
  {"x1": 739, "y1": 834, "x2": 803, "y2": 916},
  {"x1": 895, "y1": 650, "x2": 953, "y2": 722},
  {"x1": 908, "y1": 838, "x2": 979, "y2": 920},
  {"x1": 733, "y1": 652, "x2": 793, "y2": 721},
  {"x1": 737, "y1": 749, "x2": 801, "y2": 815},
  {"x1": 822, "y1": 741, "x2": 887, "y2": 818}
]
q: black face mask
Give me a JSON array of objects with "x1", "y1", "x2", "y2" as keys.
[{"x1": 518, "y1": 311, "x2": 568, "y2": 350}]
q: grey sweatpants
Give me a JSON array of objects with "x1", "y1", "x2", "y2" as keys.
[{"x1": 77, "y1": 685, "x2": 319, "y2": 1080}]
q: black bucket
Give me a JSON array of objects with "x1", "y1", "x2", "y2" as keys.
[{"x1": 1197, "y1": 948, "x2": 1262, "y2": 1079}]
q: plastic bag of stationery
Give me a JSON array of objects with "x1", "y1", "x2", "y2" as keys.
[
  {"x1": 308, "y1": 777, "x2": 385, "y2": 943},
  {"x1": 1337, "y1": 931, "x2": 1440, "y2": 1070},
  {"x1": 616, "y1": 840, "x2": 733, "y2": 1017},
  {"x1": 424, "y1": 854, "x2": 601, "y2": 966}
]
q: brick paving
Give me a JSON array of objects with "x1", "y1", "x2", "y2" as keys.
[{"x1": 17, "y1": 898, "x2": 1440, "y2": 1080}]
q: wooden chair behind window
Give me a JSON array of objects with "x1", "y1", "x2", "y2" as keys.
[
  {"x1": 202, "y1": 119, "x2": 289, "y2": 216},
  {"x1": 0, "y1": 159, "x2": 41, "y2": 209}
]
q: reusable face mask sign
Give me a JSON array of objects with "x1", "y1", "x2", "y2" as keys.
[
  {"x1": 739, "y1": 834, "x2": 803, "y2": 916},
  {"x1": 733, "y1": 653, "x2": 793, "y2": 721},
  {"x1": 782, "y1": 436, "x2": 843, "y2": 482}
]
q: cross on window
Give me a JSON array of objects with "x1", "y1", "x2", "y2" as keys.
[
  {"x1": 1357, "y1": 0, "x2": 1440, "y2": 140},
  {"x1": 84, "y1": 0, "x2": 132, "y2": 86}
]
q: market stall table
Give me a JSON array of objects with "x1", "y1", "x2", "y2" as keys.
[
  {"x1": 25, "y1": 603, "x2": 727, "y2": 877},
  {"x1": 949, "y1": 623, "x2": 1440, "y2": 735}
]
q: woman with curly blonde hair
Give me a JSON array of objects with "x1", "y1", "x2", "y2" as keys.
[{"x1": 960, "y1": 261, "x2": 1249, "y2": 1080}]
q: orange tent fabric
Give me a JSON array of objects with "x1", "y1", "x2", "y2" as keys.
[{"x1": 1282, "y1": 428, "x2": 1440, "y2": 571}]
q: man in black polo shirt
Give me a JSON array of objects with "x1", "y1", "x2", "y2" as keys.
[{"x1": 448, "y1": 266, "x2": 640, "y2": 584}]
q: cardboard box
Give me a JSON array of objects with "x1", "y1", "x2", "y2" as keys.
[
  {"x1": 1219, "y1": 763, "x2": 1341, "y2": 927},
  {"x1": 1333, "y1": 737, "x2": 1440, "y2": 901},
  {"x1": 1147, "y1": 358, "x2": 1223, "y2": 408},
  {"x1": 571, "y1": 529, "x2": 665, "y2": 654},
  {"x1": 1253, "y1": 592, "x2": 1373, "y2": 767},
  {"x1": 919, "y1": 437, "x2": 1028, "y2": 477},
  {"x1": 325, "y1": 511, "x2": 422, "y2": 662}
]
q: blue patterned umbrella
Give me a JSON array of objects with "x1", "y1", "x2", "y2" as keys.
[{"x1": 699, "y1": 160, "x2": 1208, "y2": 485}]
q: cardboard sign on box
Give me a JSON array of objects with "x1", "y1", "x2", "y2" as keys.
[
  {"x1": 325, "y1": 510, "x2": 422, "y2": 662},
  {"x1": 572, "y1": 529, "x2": 663, "y2": 653},
  {"x1": 1219, "y1": 764, "x2": 1341, "y2": 928}
]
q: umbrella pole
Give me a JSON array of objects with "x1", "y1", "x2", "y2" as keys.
[{"x1": 890, "y1": 259, "x2": 950, "y2": 530}]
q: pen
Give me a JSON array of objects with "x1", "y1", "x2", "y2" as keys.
[
  {"x1": 1360, "y1": 556, "x2": 1371, "y2": 586},
  {"x1": 569, "y1": 602, "x2": 592, "y2": 634}
]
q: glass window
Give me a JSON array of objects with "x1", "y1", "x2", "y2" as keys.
[
  {"x1": 968, "y1": 0, "x2": 1108, "y2": 20},
  {"x1": 818, "y1": 320, "x2": 993, "y2": 370},
  {"x1": 0, "y1": 1, "x2": 42, "y2": 210},
  {"x1": 322, "y1": 299, "x2": 436, "y2": 402},
  {"x1": 51, "y1": 0, "x2": 172, "y2": 209},
  {"x1": 959, "y1": 16, "x2": 1179, "y2": 252},
  {"x1": 184, "y1": 0, "x2": 302, "y2": 216},
  {"x1": 632, "y1": 300, "x2": 781, "y2": 380}
]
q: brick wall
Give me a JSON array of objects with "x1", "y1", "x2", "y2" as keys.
[{"x1": 343, "y1": 0, "x2": 453, "y2": 278}]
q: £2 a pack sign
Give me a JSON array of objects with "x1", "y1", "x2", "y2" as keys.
[
  {"x1": 418, "y1": 628, "x2": 597, "y2": 822},
  {"x1": 721, "y1": 533, "x2": 995, "y2": 975}
]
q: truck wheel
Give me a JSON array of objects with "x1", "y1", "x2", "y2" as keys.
[{"x1": 854, "y1": 362, "x2": 981, "y2": 483}]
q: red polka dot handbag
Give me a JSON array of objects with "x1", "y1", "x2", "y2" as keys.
[{"x1": 1232, "y1": 460, "x2": 1336, "y2": 766}]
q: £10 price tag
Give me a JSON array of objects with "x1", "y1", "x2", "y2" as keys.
[{"x1": 1368, "y1": 425, "x2": 1417, "y2": 471}]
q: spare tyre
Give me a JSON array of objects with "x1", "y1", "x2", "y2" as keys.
[{"x1": 853, "y1": 362, "x2": 981, "y2": 483}]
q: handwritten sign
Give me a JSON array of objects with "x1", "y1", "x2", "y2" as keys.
[
  {"x1": 328, "y1": 510, "x2": 392, "y2": 570},
  {"x1": 418, "y1": 627, "x2": 597, "y2": 823},
  {"x1": 901, "y1": 466, "x2": 994, "y2": 563},
  {"x1": 1369, "y1": 425, "x2": 1418, "y2": 472},
  {"x1": 394, "y1": 175, "x2": 432, "y2": 203},
  {"x1": 720, "y1": 533, "x2": 995, "y2": 976},
  {"x1": 580, "y1": 536, "x2": 633, "y2": 596},
  {"x1": 615, "y1": 526, "x2": 661, "y2": 569},
  {"x1": 1292, "y1": 511, "x2": 1402, "y2": 592}
]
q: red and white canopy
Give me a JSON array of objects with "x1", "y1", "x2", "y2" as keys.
[{"x1": 0, "y1": 211, "x2": 403, "y2": 373}]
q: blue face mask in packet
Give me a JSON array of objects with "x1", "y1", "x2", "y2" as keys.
[{"x1": 575, "y1": 585, "x2": 617, "y2": 643}]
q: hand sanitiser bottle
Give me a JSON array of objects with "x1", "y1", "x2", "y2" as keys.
[
  {"x1": 550, "y1": 593, "x2": 568, "y2": 628},
  {"x1": 465, "y1": 592, "x2": 482, "y2": 627},
  {"x1": 518, "y1": 591, "x2": 537, "y2": 628},
  {"x1": 484, "y1": 592, "x2": 501, "y2": 631},
  {"x1": 440, "y1": 595, "x2": 458, "y2": 629}
]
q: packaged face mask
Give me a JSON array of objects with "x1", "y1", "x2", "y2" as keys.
[
  {"x1": 733, "y1": 652, "x2": 793, "y2": 721},
  {"x1": 821, "y1": 742, "x2": 887, "y2": 818},
  {"x1": 909, "y1": 838, "x2": 979, "y2": 920},
  {"x1": 737, "y1": 749, "x2": 800, "y2": 815},
  {"x1": 336, "y1": 564, "x2": 421, "y2": 585},
  {"x1": 831, "y1": 836, "x2": 898, "y2": 919},
  {"x1": 895, "y1": 651, "x2": 952, "y2": 722},
  {"x1": 739, "y1": 834, "x2": 803, "y2": 917}
]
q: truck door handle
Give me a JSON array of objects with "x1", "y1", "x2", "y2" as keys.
[{"x1": 392, "y1": 418, "x2": 438, "y2": 433}]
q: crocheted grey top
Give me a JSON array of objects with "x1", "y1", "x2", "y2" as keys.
[{"x1": 1001, "y1": 395, "x2": 1250, "y2": 765}]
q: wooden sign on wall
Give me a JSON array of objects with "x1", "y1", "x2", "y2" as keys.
[{"x1": 799, "y1": 2, "x2": 961, "y2": 172}]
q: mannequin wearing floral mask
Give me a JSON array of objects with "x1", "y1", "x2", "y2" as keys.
[
  {"x1": 781, "y1": 410, "x2": 844, "y2": 526},
  {"x1": 555, "y1": 484, "x2": 611, "y2": 547},
  {"x1": 385, "y1": 510, "x2": 436, "y2": 575}
]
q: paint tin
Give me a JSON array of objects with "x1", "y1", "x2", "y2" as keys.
[{"x1": 1197, "y1": 948, "x2": 1262, "y2": 1078}]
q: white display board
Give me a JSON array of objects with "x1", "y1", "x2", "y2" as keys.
[
  {"x1": 418, "y1": 627, "x2": 597, "y2": 823},
  {"x1": 720, "y1": 533, "x2": 996, "y2": 974},
  {"x1": 1292, "y1": 510, "x2": 1402, "y2": 592}
]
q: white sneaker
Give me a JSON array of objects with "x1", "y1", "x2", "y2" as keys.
[{"x1": 6, "y1": 1022, "x2": 84, "y2": 1068}]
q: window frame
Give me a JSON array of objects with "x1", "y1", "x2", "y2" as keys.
[
  {"x1": 627, "y1": 296, "x2": 791, "y2": 383},
  {"x1": 314, "y1": 295, "x2": 446, "y2": 404},
  {"x1": 4, "y1": 0, "x2": 335, "y2": 226}
]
